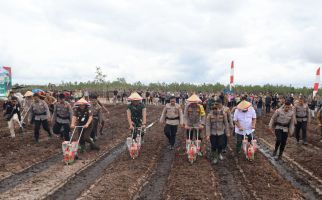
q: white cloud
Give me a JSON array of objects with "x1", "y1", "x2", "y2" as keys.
[{"x1": 0, "y1": 0, "x2": 321, "y2": 87}]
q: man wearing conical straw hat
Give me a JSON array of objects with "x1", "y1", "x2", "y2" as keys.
[
  {"x1": 183, "y1": 93, "x2": 206, "y2": 141},
  {"x1": 127, "y1": 92, "x2": 147, "y2": 142},
  {"x1": 233, "y1": 99, "x2": 256, "y2": 154},
  {"x1": 71, "y1": 98, "x2": 100, "y2": 152}
]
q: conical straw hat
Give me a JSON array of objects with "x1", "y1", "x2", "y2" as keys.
[
  {"x1": 237, "y1": 100, "x2": 252, "y2": 110},
  {"x1": 187, "y1": 94, "x2": 201, "y2": 103},
  {"x1": 75, "y1": 98, "x2": 90, "y2": 106},
  {"x1": 24, "y1": 91, "x2": 33, "y2": 97},
  {"x1": 128, "y1": 92, "x2": 143, "y2": 101}
]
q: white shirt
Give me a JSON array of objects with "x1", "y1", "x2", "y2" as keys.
[{"x1": 234, "y1": 107, "x2": 256, "y2": 135}]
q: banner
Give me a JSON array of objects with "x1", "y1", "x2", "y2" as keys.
[{"x1": 0, "y1": 66, "x2": 12, "y2": 97}]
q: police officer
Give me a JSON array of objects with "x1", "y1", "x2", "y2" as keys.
[
  {"x1": 71, "y1": 98, "x2": 100, "y2": 152},
  {"x1": 269, "y1": 101, "x2": 296, "y2": 160},
  {"x1": 206, "y1": 99, "x2": 230, "y2": 164},
  {"x1": 52, "y1": 93, "x2": 73, "y2": 141},
  {"x1": 127, "y1": 92, "x2": 147, "y2": 142},
  {"x1": 294, "y1": 97, "x2": 310, "y2": 145},
  {"x1": 160, "y1": 96, "x2": 183, "y2": 149},
  {"x1": 183, "y1": 94, "x2": 206, "y2": 140},
  {"x1": 89, "y1": 94, "x2": 102, "y2": 141},
  {"x1": 222, "y1": 103, "x2": 234, "y2": 153},
  {"x1": 29, "y1": 93, "x2": 52, "y2": 143}
]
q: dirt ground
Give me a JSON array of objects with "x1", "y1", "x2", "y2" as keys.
[{"x1": 0, "y1": 105, "x2": 321, "y2": 199}]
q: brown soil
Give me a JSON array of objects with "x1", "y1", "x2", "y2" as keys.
[{"x1": 1, "y1": 105, "x2": 320, "y2": 199}]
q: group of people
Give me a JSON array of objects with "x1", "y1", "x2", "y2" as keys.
[
  {"x1": 3, "y1": 91, "x2": 106, "y2": 152},
  {"x1": 3, "y1": 89, "x2": 321, "y2": 164},
  {"x1": 126, "y1": 91, "x2": 320, "y2": 164},
  {"x1": 160, "y1": 93, "x2": 257, "y2": 164}
]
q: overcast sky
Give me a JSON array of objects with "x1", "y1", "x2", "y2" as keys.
[{"x1": 0, "y1": 0, "x2": 321, "y2": 87}]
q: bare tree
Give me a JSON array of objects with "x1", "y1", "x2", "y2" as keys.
[{"x1": 95, "y1": 66, "x2": 107, "y2": 83}]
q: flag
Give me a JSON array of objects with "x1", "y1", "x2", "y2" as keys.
[
  {"x1": 230, "y1": 61, "x2": 234, "y2": 91},
  {"x1": 313, "y1": 67, "x2": 320, "y2": 97}
]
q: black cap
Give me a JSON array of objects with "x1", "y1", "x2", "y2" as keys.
[{"x1": 169, "y1": 96, "x2": 176, "y2": 100}]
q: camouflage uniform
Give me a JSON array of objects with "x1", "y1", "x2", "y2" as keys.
[
  {"x1": 73, "y1": 106, "x2": 99, "y2": 150},
  {"x1": 127, "y1": 102, "x2": 146, "y2": 139},
  {"x1": 206, "y1": 98, "x2": 215, "y2": 113},
  {"x1": 90, "y1": 103, "x2": 102, "y2": 141},
  {"x1": 29, "y1": 100, "x2": 52, "y2": 142},
  {"x1": 183, "y1": 103, "x2": 206, "y2": 140},
  {"x1": 52, "y1": 101, "x2": 73, "y2": 141}
]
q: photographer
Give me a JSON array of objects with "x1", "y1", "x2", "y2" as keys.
[{"x1": 4, "y1": 96, "x2": 22, "y2": 138}]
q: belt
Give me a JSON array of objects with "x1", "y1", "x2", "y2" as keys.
[
  {"x1": 166, "y1": 117, "x2": 180, "y2": 120},
  {"x1": 296, "y1": 116, "x2": 307, "y2": 118},
  {"x1": 57, "y1": 114, "x2": 70, "y2": 120},
  {"x1": 276, "y1": 122, "x2": 290, "y2": 127},
  {"x1": 35, "y1": 112, "x2": 47, "y2": 116}
]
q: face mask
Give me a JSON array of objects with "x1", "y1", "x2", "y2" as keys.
[{"x1": 242, "y1": 109, "x2": 248, "y2": 113}]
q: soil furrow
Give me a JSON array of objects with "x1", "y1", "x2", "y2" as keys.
[
  {"x1": 46, "y1": 143, "x2": 127, "y2": 200},
  {"x1": 135, "y1": 138, "x2": 179, "y2": 200},
  {"x1": 0, "y1": 152, "x2": 61, "y2": 193}
]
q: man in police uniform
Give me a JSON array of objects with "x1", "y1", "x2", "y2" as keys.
[
  {"x1": 29, "y1": 93, "x2": 52, "y2": 143},
  {"x1": 160, "y1": 96, "x2": 183, "y2": 149},
  {"x1": 52, "y1": 93, "x2": 73, "y2": 141},
  {"x1": 269, "y1": 101, "x2": 296, "y2": 160},
  {"x1": 206, "y1": 99, "x2": 230, "y2": 164},
  {"x1": 127, "y1": 92, "x2": 147, "y2": 141},
  {"x1": 294, "y1": 97, "x2": 310, "y2": 145},
  {"x1": 183, "y1": 94, "x2": 206, "y2": 140},
  {"x1": 222, "y1": 102, "x2": 234, "y2": 153},
  {"x1": 71, "y1": 98, "x2": 100, "y2": 152}
]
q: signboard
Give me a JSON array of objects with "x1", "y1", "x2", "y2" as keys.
[{"x1": 0, "y1": 66, "x2": 12, "y2": 97}]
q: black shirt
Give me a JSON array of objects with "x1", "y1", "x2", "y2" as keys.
[{"x1": 4, "y1": 102, "x2": 21, "y2": 121}]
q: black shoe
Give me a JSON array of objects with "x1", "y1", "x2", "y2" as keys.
[
  {"x1": 222, "y1": 149, "x2": 227, "y2": 153},
  {"x1": 91, "y1": 144, "x2": 100, "y2": 151},
  {"x1": 272, "y1": 151, "x2": 277, "y2": 157},
  {"x1": 275, "y1": 155, "x2": 282, "y2": 161}
]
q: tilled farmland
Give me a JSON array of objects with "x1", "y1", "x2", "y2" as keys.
[{"x1": 0, "y1": 104, "x2": 321, "y2": 200}]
